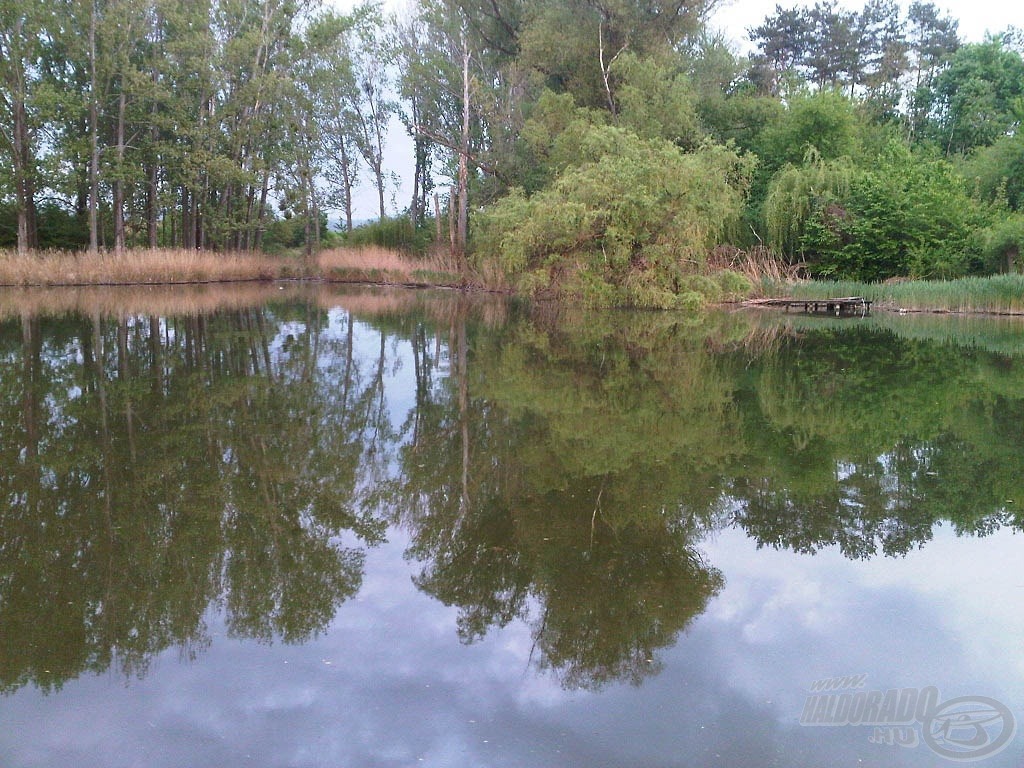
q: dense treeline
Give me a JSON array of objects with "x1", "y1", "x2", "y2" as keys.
[
  {"x1": 2, "y1": 0, "x2": 1024, "y2": 303},
  {"x1": 0, "y1": 0, "x2": 388, "y2": 255}
]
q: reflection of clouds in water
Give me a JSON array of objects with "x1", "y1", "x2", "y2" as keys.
[
  {"x1": 855, "y1": 524, "x2": 1024, "y2": 683},
  {"x1": 3, "y1": 525, "x2": 1024, "y2": 767},
  {"x1": 696, "y1": 525, "x2": 1024, "y2": 726},
  {"x1": 740, "y1": 578, "x2": 835, "y2": 644}
]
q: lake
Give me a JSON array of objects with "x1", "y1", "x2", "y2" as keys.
[{"x1": 1, "y1": 283, "x2": 1022, "y2": 767}]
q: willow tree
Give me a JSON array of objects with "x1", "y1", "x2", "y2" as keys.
[
  {"x1": 474, "y1": 125, "x2": 754, "y2": 308},
  {"x1": 762, "y1": 150, "x2": 855, "y2": 260}
]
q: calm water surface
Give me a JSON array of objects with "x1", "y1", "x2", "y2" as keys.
[{"x1": 1, "y1": 285, "x2": 1022, "y2": 767}]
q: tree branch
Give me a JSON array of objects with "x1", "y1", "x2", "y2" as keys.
[{"x1": 414, "y1": 124, "x2": 510, "y2": 184}]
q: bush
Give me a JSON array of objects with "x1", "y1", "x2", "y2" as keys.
[
  {"x1": 473, "y1": 125, "x2": 754, "y2": 308},
  {"x1": 339, "y1": 216, "x2": 433, "y2": 254},
  {"x1": 981, "y1": 214, "x2": 1024, "y2": 272},
  {"x1": 769, "y1": 143, "x2": 991, "y2": 281}
]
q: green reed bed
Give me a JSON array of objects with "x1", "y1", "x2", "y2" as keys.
[
  {"x1": 755, "y1": 310, "x2": 1024, "y2": 357},
  {"x1": 768, "y1": 274, "x2": 1024, "y2": 314}
]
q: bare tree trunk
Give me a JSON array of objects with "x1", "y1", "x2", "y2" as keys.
[
  {"x1": 113, "y1": 90, "x2": 127, "y2": 253},
  {"x1": 7, "y1": 16, "x2": 37, "y2": 253},
  {"x1": 303, "y1": 175, "x2": 313, "y2": 263},
  {"x1": 13, "y1": 96, "x2": 37, "y2": 253},
  {"x1": 147, "y1": 145, "x2": 159, "y2": 248},
  {"x1": 410, "y1": 97, "x2": 422, "y2": 226},
  {"x1": 197, "y1": 175, "x2": 207, "y2": 250},
  {"x1": 147, "y1": 27, "x2": 161, "y2": 249},
  {"x1": 89, "y1": 1, "x2": 101, "y2": 253},
  {"x1": 433, "y1": 193, "x2": 443, "y2": 243},
  {"x1": 182, "y1": 186, "x2": 193, "y2": 249},
  {"x1": 255, "y1": 173, "x2": 270, "y2": 250},
  {"x1": 456, "y1": 32, "x2": 470, "y2": 264},
  {"x1": 340, "y1": 144, "x2": 354, "y2": 232},
  {"x1": 449, "y1": 186, "x2": 457, "y2": 257},
  {"x1": 598, "y1": 21, "x2": 624, "y2": 118}
]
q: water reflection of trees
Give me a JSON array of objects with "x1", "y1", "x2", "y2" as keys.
[
  {"x1": 728, "y1": 325, "x2": 1024, "y2": 557},
  {"x1": 382, "y1": 306, "x2": 1024, "y2": 688},
  {"x1": 382, "y1": 308, "x2": 742, "y2": 690},
  {"x1": 4, "y1": 294, "x2": 1024, "y2": 694},
  {"x1": 0, "y1": 306, "x2": 387, "y2": 692}
]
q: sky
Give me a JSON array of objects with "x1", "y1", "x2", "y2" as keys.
[
  {"x1": 328, "y1": 0, "x2": 1024, "y2": 222},
  {"x1": 711, "y1": 0, "x2": 1024, "y2": 49}
]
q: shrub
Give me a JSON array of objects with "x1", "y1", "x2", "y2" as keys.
[
  {"x1": 767, "y1": 143, "x2": 991, "y2": 281},
  {"x1": 340, "y1": 216, "x2": 433, "y2": 254},
  {"x1": 981, "y1": 214, "x2": 1024, "y2": 273},
  {"x1": 473, "y1": 125, "x2": 754, "y2": 308}
]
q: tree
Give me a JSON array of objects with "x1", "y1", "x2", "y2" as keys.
[
  {"x1": 770, "y1": 143, "x2": 989, "y2": 279},
  {"x1": 0, "y1": 3, "x2": 42, "y2": 252},
  {"x1": 474, "y1": 123, "x2": 753, "y2": 307},
  {"x1": 752, "y1": 89, "x2": 864, "y2": 209},
  {"x1": 857, "y1": 0, "x2": 908, "y2": 119},
  {"x1": 929, "y1": 36, "x2": 1024, "y2": 155},
  {"x1": 346, "y1": 6, "x2": 396, "y2": 222},
  {"x1": 906, "y1": 1, "x2": 960, "y2": 141},
  {"x1": 963, "y1": 133, "x2": 1024, "y2": 211}
]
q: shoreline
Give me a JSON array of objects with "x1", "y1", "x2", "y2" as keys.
[
  {"x1": 3, "y1": 275, "x2": 1023, "y2": 318},
  {"x1": 738, "y1": 300, "x2": 1024, "y2": 318},
  {"x1": 2, "y1": 248, "x2": 1022, "y2": 317}
]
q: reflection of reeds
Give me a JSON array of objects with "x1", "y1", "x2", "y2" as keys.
[
  {"x1": 722, "y1": 317, "x2": 799, "y2": 357},
  {"x1": 0, "y1": 248, "x2": 298, "y2": 286},
  {"x1": 0, "y1": 283, "x2": 315, "y2": 319},
  {"x1": 316, "y1": 285, "x2": 419, "y2": 316},
  {"x1": 317, "y1": 284, "x2": 510, "y2": 328},
  {"x1": 0, "y1": 280, "x2": 511, "y2": 328}
]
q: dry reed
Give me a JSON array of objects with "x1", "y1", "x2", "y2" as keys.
[
  {"x1": 0, "y1": 248, "x2": 297, "y2": 287},
  {"x1": 317, "y1": 246, "x2": 466, "y2": 286},
  {"x1": 0, "y1": 282, "x2": 315, "y2": 320},
  {"x1": 707, "y1": 246, "x2": 805, "y2": 294}
]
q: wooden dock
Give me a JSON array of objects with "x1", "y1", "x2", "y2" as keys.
[{"x1": 746, "y1": 296, "x2": 872, "y2": 316}]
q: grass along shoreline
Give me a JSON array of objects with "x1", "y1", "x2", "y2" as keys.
[
  {"x1": 762, "y1": 275, "x2": 1024, "y2": 315},
  {"x1": 4, "y1": 247, "x2": 1024, "y2": 315}
]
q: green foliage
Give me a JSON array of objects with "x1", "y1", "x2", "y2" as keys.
[
  {"x1": 749, "y1": 90, "x2": 866, "y2": 213},
  {"x1": 611, "y1": 53, "x2": 704, "y2": 149},
  {"x1": 0, "y1": 203, "x2": 87, "y2": 251},
  {"x1": 766, "y1": 143, "x2": 991, "y2": 280},
  {"x1": 961, "y1": 134, "x2": 1024, "y2": 210},
  {"x1": 339, "y1": 215, "x2": 433, "y2": 254},
  {"x1": 517, "y1": 2, "x2": 606, "y2": 108},
  {"x1": 763, "y1": 150, "x2": 855, "y2": 259},
  {"x1": 714, "y1": 269, "x2": 754, "y2": 299},
  {"x1": 980, "y1": 213, "x2": 1024, "y2": 272},
  {"x1": 517, "y1": 90, "x2": 611, "y2": 192},
  {"x1": 755, "y1": 91, "x2": 865, "y2": 174},
  {"x1": 262, "y1": 211, "x2": 331, "y2": 255},
  {"x1": 813, "y1": 146, "x2": 988, "y2": 279},
  {"x1": 928, "y1": 36, "x2": 1024, "y2": 154},
  {"x1": 474, "y1": 125, "x2": 754, "y2": 308},
  {"x1": 697, "y1": 88, "x2": 784, "y2": 153}
]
